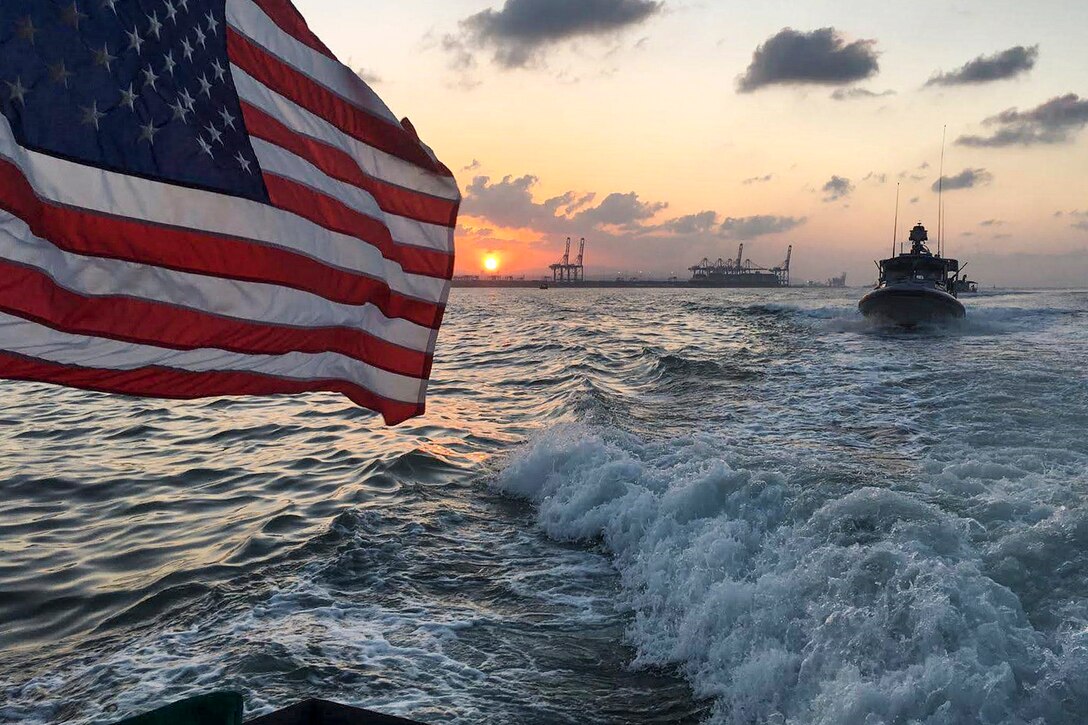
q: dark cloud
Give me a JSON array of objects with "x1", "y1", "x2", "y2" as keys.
[
  {"x1": 737, "y1": 28, "x2": 880, "y2": 92},
  {"x1": 660, "y1": 211, "x2": 719, "y2": 235},
  {"x1": 742, "y1": 174, "x2": 774, "y2": 185},
  {"x1": 957, "y1": 94, "x2": 1088, "y2": 147},
  {"x1": 926, "y1": 45, "x2": 1038, "y2": 86},
  {"x1": 571, "y1": 192, "x2": 668, "y2": 229},
  {"x1": 910, "y1": 197, "x2": 920, "y2": 204},
  {"x1": 830, "y1": 87, "x2": 895, "y2": 101},
  {"x1": 454, "y1": 0, "x2": 663, "y2": 69},
  {"x1": 461, "y1": 159, "x2": 482, "y2": 173},
  {"x1": 979, "y1": 219, "x2": 1004, "y2": 227},
  {"x1": 720, "y1": 215, "x2": 806, "y2": 240},
  {"x1": 822, "y1": 175, "x2": 855, "y2": 202},
  {"x1": 862, "y1": 172, "x2": 888, "y2": 184},
  {"x1": 1074, "y1": 221, "x2": 1088, "y2": 231},
  {"x1": 932, "y1": 168, "x2": 993, "y2": 192}
]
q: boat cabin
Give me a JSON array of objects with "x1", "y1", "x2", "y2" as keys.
[{"x1": 878, "y1": 224, "x2": 960, "y2": 293}]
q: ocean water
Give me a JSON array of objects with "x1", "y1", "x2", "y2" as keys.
[{"x1": 2, "y1": 287, "x2": 1087, "y2": 725}]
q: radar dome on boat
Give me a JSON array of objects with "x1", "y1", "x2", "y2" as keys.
[{"x1": 909, "y1": 224, "x2": 929, "y2": 243}]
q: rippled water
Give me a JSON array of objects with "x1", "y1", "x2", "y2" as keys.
[{"x1": 2, "y1": 288, "x2": 1087, "y2": 724}]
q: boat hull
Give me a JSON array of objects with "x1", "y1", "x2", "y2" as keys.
[{"x1": 859, "y1": 285, "x2": 965, "y2": 326}]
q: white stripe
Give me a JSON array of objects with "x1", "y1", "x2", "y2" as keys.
[
  {"x1": 0, "y1": 117, "x2": 447, "y2": 305},
  {"x1": 0, "y1": 311, "x2": 425, "y2": 404},
  {"x1": 251, "y1": 138, "x2": 454, "y2": 253},
  {"x1": 225, "y1": 0, "x2": 400, "y2": 126},
  {"x1": 0, "y1": 211, "x2": 435, "y2": 353},
  {"x1": 232, "y1": 65, "x2": 460, "y2": 203}
]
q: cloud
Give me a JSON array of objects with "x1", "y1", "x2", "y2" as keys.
[
  {"x1": 1074, "y1": 221, "x2": 1088, "y2": 231},
  {"x1": 830, "y1": 87, "x2": 895, "y2": 101},
  {"x1": 461, "y1": 159, "x2": 482, "y2": 172},
  {"x1": 720, "y1": 215, "x2": 806, "y2": 240},
  {"x1": 737, "y1": 28, "x2": 880, "y2": 92},
  {"x1": 822, "y1": 175, "x2": 855, "y2": 202},
  {"x1": 453, "y1": 0, "x2": 663, "y2": 69},
  {"x1": 742, "y1": 174, "x2": 774, "y2": 185},
  {"x1": 862, "y1": 172, "x2": 888, "y2": 184},
  {"x1": 926, "y1": 45, "x2": 1038, "y2": 86},
  {"x1": 571, "y1": 192, "x2": 668, "y2": 229},
  {"x1": 355, "y1": 68, "x2": 382, "y2": 85},
  {"x1": 931, "y1": 168, "x2": 993, "y2": 192},
  {"x1": 910, "y1": 197, "x2": 920, "y2": 204},
  {"x1": 660, "y1": 211, "x2": 719, "y2": 235},
  {"x1": 957, "y1": 94, "x2": 1088, "y2": 147},
  {"x1": 979, "y1": 219, "x2": 1004, "y2": 227}
]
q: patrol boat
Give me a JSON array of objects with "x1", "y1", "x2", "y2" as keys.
[{"x1": 859, "y1": 223, "x2": 965, "y2": 326}]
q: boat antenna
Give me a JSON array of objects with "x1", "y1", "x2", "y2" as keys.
[
  {"x1": 892, "y1": 182, "x2": 901, "y2": 258},
  {"x1": 937, "y1": 125, "x2": 947, "y2": 256}
]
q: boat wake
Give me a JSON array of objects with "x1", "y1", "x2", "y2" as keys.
[{"x1": 494, "y1": 424, "x2": 1088, "y2": 724}]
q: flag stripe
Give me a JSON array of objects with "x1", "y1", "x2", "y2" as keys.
[
  {"x1": 242, "y1": 103, "x2": 459, "y2": 230},
  {"x1": 227, "y1": 28, "x2": 451, "y2": 178},
  {"x1": 0, "y1": 124, "x2": 449, "y2": 305},
  {"x1": 251, "y1": 136, "x2": 455, "y2": 258},
  {"x1": 231, "y1": 66, "x2": 460, "y2": 203},
  {"x1": 243, "y1": 0, "x2": 337, "y2": 61},
  {"x1": 0, "y1": 211, "x2": 435, "y2": 351},
  {"x1": 0, "y1": 312, "x2": 426, "y2": 404},
  {"x1": 226, "y1": 0, "x2": 399, "y2": 126},
  {"x1": 0, "y1": 160, "x2": 446, "y2": 329},
  {"x1": 0, "y1": 352, "x2": 423, "y2": 425},
  {"x1": 261, "y1": 173, "x2": 454, "y2": 280},
  {"x1": 0, "y1": 260, "x2": 432, "y2": 379}
]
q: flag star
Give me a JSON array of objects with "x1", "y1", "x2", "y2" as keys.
[
  {"x1": 138, "y1": 121, "x2": 160, "y2": 144},
  {"x1": 206, "y1": 12, "x2": 220, "y2": 36},
  {"x1": 4, "y1": 77, "x2": 29, "y2": 106},
  {"x1": 179, "y1": 87, "x2": 196, "y2": 111},
  {"x1": 79, "y1": 101, "x2": 106, "y2": 130},
  {"x1": 210, "y1": 59, "x2": 226, "y2": 82},
  {"x1": 147, "y1": 12, "x2": 163, "y2": 39},
  {"x1": 102, "y1": 0, "x2": 118, "y2": 13},
  {"x1": 162, "y1": 51, "x2": 177, "y2": 76},
  {"x1": 180, "y1": 37, "x2": 194, "y2": 60},
  {"x1": 119, "y1": 84, "x2": 138, "y2": 109},
  {"x1": 127, "y1": 27, "x2": 144, "y2": 54},
  {"x1": 164, "y1": 1, "x2": 177, "y2": 24},
  {"x1": 235, "y1": 151, "x2": 252, "y2": 173},
  {"x1": 60, "y1": 2, "x2": 88, "y2": 29},
  {"x1": 197, "y1": 74, "x2": 212, "y2": 98},
  {"x1": 169, "y1": 98, "x2": 190, "y2": 123},
  {"x1": 93, "y1": 44, "x2": 117, "y2": 72},
  {"x1": 204, "y1": 122, "x2": 222, "y2": 144},
  {"x1": 142, "y1": 65, "x2": 160, "y2": 90},
  {"x1": 15, "y1": 17, "x2": 38, "y2": 44},
  {"x1": 194, "y1": 26, "x2": 207, "y2": 49},
  {"x1": 49, "y1": 62, "x2": 74, "y2": 88},
  {"x1": 197, "y1": 136, "x2": 213, "y2": 157},
  {"x1": 178, "y1": 0, "x2": 190, "y2": 11},
  {"x1": 219, "y1": 107, "x2": 236, "y2": 129}
]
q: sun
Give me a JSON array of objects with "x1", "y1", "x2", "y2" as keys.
[{"x1": 483, "y1": 255, "x2": 500, "y2": 272}]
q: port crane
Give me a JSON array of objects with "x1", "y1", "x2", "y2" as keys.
[{"x1": 549, "y1": 237, "x2": 586, "y2": 283}]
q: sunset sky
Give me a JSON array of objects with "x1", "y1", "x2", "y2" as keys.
[{"x1": 296, "y1": 0, "x2": 1088, "y2": 285}]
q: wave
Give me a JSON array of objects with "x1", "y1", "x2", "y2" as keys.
[{"x1": 494, "y1": 425, "x2": 1088, "y2": 724}]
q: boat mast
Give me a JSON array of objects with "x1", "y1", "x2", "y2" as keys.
[
  {"x1": 892, "y1": 182, "x2": 901, "y2": 258},
  {"x1": 937, "y1": 125, "x2": 947, "y2": 257}
]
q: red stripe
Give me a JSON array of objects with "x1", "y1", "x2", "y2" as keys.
[
  {"x1": 242, "y1": 102, "x2": 460, "y2": 229},
  {"x1": 0, "y1": 352, "x2": 423, "y2": 426},
  {"x1": 228, "y1": 29, "x2": 451, "y2": 178},
  {"x1": 262, "y1": 174, "x2": 455, "y2": 280},
  {"x1": 246, "y1": 0, "x2": 337, "y2": 60},
  {"x1": 0, "y1": 158, "x2": 446, "y2": 330},
  {"x1": 0, "y1": 260, "x2": 434, "y2": 379}
]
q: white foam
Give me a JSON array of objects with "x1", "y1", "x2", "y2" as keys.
[{"x1": 494, "y1": 424, "x2": 1088, "y2": 724}]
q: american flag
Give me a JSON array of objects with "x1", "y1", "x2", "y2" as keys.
[{"x1": 0, "y1": 0, "x2": 459, "y2": 425}]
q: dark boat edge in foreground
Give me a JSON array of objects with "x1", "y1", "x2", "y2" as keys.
[{"x1": 114, "y1": 692, "x2": 428, "y2": 725}]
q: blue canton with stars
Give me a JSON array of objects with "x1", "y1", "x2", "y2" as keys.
[{"x1": 0, "y1": 0, "x2": 267, "y2": 202}]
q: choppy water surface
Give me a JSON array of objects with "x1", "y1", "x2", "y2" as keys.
[{"x1": 2, "y1": 288, "x2": 1088, "y2": 724}]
